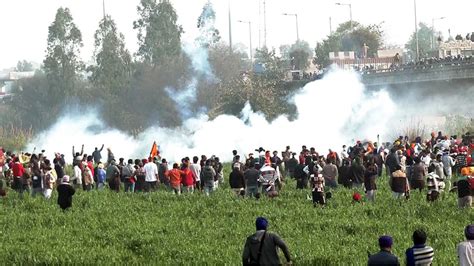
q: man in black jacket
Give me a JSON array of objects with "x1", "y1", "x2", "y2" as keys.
[
  {"x1": 368, "y1": 235, "x2": 400, "y2": 266},
  {"x1": 57, "y1": 175, "x2": 75, "y2": 211},
  {"x1": 242, "y1": 217, "x2": 291, "y2": 265}
]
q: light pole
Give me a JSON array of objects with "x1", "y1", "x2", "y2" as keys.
[
  {"x1": 431, "y1": 16, "x2": 445, "y2": 50},
  {"x1": 282, "y1": 13, "x2": 299, "y2": 42},
  {"x1": 238, "y1": 20, "x2": 253, "y2": 63},
  {"x1": 335, "y1": 3, "x2": 352, "y2": 31},
  {"x1": 414, "y1": 0, "x2": 419, "y2": 61}
]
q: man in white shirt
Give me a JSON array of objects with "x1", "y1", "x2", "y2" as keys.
[
  {"x1": 190, "y1": 156, "x2": 201, "y2": 191},
  {"x1": 144, "y1": 159, "x2": 159, "y2": 192},
  {"x1": 458, "y1": 224, "x2": 474, "y2": 266},
  {"x1": 340, "y1": 145, "x2": 349, "y2": 162}
]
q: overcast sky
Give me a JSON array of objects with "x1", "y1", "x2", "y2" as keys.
[{"x1": 1, "y1": 0, "x2": 473, "y2": 70}]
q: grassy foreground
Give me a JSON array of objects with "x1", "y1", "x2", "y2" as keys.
[{"x1": 0, "y1": 174, "x2": 472, "y2": 265}]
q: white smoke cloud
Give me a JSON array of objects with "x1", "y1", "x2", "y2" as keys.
[{"x1": 27, "y1": 68, "x2": 396, "y2": 164}]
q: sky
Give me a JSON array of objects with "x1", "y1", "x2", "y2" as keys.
[{"x1": 1, "y1": 0, "x2": 473, "y2": 70}]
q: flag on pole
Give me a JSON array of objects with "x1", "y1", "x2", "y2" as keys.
[{"x1": 149, "y1": 141, "x2": 159, "y2": 159}]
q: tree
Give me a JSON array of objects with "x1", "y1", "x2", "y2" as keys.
[
  {"x1": 314, "y1": 21, "x2": 384, "y2": 67},
  {"x1": 43, "y1": 7, "x2": 83, "y2": 100},
  {"x1": 405, "y1": 22, "x2": 436, "y2": 60},
  {"x1": 15, "y1": 60, "x2": 34, "y2": 72},
  {"x1": 254, "y1": 47, "x2": 285, "y2": 79},
  {"x1": 289, "y1": 41, "x2": 313, "y2": 70},
  {"x1": 89, "y1": 15, "x2": 132, "y2": 95},
  {"x1": 133, "y1": 0, "x2": 184, "y2": 66},
  {"x1": 196, "y1": 1, "x2": 221, "y2": 48}
]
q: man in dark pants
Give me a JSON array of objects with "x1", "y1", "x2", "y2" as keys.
[
  {"x1": 242, "y1": 217, "x2": 291, "y2": 265},
  {"x1": 57, "y1": 175, "x2": 76, "y2": 211}
]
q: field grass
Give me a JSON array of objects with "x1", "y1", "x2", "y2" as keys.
[{"x1": 0, "y1": 171, "x2": 472, "y2": 265}]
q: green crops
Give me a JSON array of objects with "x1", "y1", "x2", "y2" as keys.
[{"x1": 0, "y1": 174, "x2": 471, "y2": 264}]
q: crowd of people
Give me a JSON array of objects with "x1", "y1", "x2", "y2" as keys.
[{"x1": 0, "y1": 130, "x2": 473, "y2": 210}]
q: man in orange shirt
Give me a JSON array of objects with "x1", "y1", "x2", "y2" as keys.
[{"x1": 167, "y1": 163, "x2": 184, "y2": 195}]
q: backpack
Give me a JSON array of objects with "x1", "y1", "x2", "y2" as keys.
[{"x1": 468, "y1": 177, "x2": 474, "y2": 190}]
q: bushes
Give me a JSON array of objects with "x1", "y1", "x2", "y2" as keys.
[{"x1": 0, "y1": 125, "x2": 33, "y2": 151}]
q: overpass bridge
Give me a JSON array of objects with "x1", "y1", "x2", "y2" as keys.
[
  {"x1": 361, "y1": 62, "x2": 474, "y2": 89},
  {"x1": 0, "y1": 71, "x2": 35, "y2": 102}
]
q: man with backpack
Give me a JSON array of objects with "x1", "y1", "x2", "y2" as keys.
[
  {"x1": 122, "y1": 159, "x2": 135, "y2": 193},
  {"x1": 201, "y1": 160, "x2": 216, "y2": 196},
  {"x1": 242, "y1": 217, "x2": 291, "y2": 265}
]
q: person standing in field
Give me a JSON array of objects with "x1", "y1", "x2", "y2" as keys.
[
  {"x1": 368, "y1": 235, "x2": 400, "y2": 266},
  {"x1": 364, "y1": 158, "x2": 378, "y2": 202},
  {"x1": 457, "y1": 167, "x2": 473, "y2": 208},
  {"x1": 242, "y1": 217, "x2": 292, "y2": 265},
  {"x1": 144, "y1": 158, "x2": 159, "y2": 192},
  {"x1": 96, "y1": 163, "x2": 106, "y2": 190},
  {"x1": 190, "y1": 156, "x2": 201, "y2": 191},
  {"x1": 42, "y1": 160, "x2": 57, "y2": 199},
  {"x1": 229, "y1": 164, "x2": 245, "y2": 196},
  {"x1": 201, "y1": 160, "x2": 216, "y2": 196},
  {"x1": 57, "y1": 175, "x2": 75, "y2": 211},
  {"x1": 405, "y1": 229, "x2": 434, "y2": 266},
  {"x1": 106, "y1": 159, "x2": 121, "y2": 192},
  {"x1": 92, "y1": 144, "x2": 104, "y2": 164},
  {"x1": 166, "y1": 163, "x2": 184, "y2": 195},
  {"x1": 458, "y1": 224, "x2": 474, "y2": 266},
  {"x1": 311, "y1": 173, "x2": 326, "y2": 206},
  {"x1": 244, "y1": 162, "x2": 260, "y2": 198},
  {"x1": 322, "y1": 158, "x2": 338, "y2": 188}
]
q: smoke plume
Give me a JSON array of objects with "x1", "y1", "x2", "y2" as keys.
[{"x1": 27, "y1": 68, "x2": 397, "y2": 163}]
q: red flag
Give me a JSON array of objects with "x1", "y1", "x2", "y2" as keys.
[{"x1": 149, "y1": 141, "x2": 159, "y2": 159}]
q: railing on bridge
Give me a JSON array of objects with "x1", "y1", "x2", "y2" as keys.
[{"x1": 361, "y1": 59, "x2": 474, "y2": 87}]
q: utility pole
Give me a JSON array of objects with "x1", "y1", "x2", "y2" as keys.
[
  {"x1": 414, "y1": 0, "x2": 419, "y2": 61},
  {"x1": 329, "y1": 17, "x2": 333, "y2": 34},
  {"x1": 258, "y1": 0, "x2": 261, "y2": 49},
  {"x1": 263, "y1": 0, "x2": 267, "y2": 48},
  {"x1": 283, "y1": 13, "x2": 299, "y2": 42},
  {"x1": 238, "y1": 20, "x2": 253, "y2": 63},
  {"x1": 228, "y1": 0, "x2": 233, "y2": 51},
  {"x1": 102, "y1": 0, "x2": 106, "y2": 19}
]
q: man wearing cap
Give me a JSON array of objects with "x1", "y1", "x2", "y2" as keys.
[
  {"x1": 368, "y1": 235, "x2": 400, "y2": 266},
  {"x1": 57, "y1": 175, "x2": 75, "y2": 210},
  {"x1": 458, "y1": 224, "x2": 474, "y2": 266},
  {"x1": 242, "y1": 217, "x2": 291, "y2": 265}
]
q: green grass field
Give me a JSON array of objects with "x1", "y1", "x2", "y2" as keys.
[{"x1": 0, "y1": 171, "x2": 472, "y2": 265}]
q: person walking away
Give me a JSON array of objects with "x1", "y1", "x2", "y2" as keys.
[
  {"x1": 214, "y1": 157, "x2": 224, "y2": 187},
  {"x1": 349, "y1": 156, "x2": 365, "y2": 188},
  {"x1": 259, "y1": 164, "x2": 277, "y2": 196},
  {"x1": 83, "y1": 167, "x2": 94, "y2": 192},
  {"x1": 190, "y1": 156, "x2": 201, "y2": 191},
  {"x1": 122, "y1": 159, "x2": 135, "y2": 193},
  {"x1": 368, "y1": 235, "x2": 400, "y2": 266},
  {"x1": 426, "y1": 172, "x2": 440, "y2": 202},
  {"x1": 158, "y1": 159, "x2": 169, "y2": 188},
  {"x1": 71, "y1": 163, "x2": 82, "y2": 190},
  {"x1": 411, "y1": 157, "x2": 427, "y2": 192},
  {"x1": 457, "y1": 167, "x2": 473, "y2": 208},
  {"x1": 106, "y1": 160, "x2": 121, "y2": 192},
  {"x1": 134, "y1": 162, "x2": 146, "y2": 192},
  {"x1": 202, "y1": 160, "x2": 216, "y2": 196},
  {"x1": 244, "y1": 162, "x2": 260, "y2": 198},
  {"x1": 167, "y1": 163, "x2": 184, "y2": 195},
  {"x1": 43, "y1": 163, "x2": 57, "y2": 199},
  {"x1": 364, "y1": 158, "x2": 378, "y2": 202},
  {"x1": 322, "y1": 158, "x2": 338, "y2": 189},
  {"x1": 242, "y1": 217, "x2": 291, "y2": 265},
  {"x1": 442, "y1": 150, "x2": 455, "y2": 191},
  {"x1": 92, "y1": 144, "x2": 104, "y2": 164},
  {"x1": 57, "y1": 175, "x2": 75, "y2": 211},
  {"x1": 295, "y1": 161, "x2": 308, "y2": 189},
  {"x1": 143, "y1": 159, "x2": 159, "y2": 192},
  {"x1": 31, "y1": 163, "x2": 44, "y2": 197},
  {"x1": 181, "y1": 161, "x2": 195, "y2": 193},
  {"x1": 286, "y1": 153, "x2": 298, "y2": 179},
  {"x1": 458, "y1": 224, "x2": 474, "y2": 266},
  {"x1": 53, "y1": 158, "x2": 65, "y2": 185},
  {"x1": 229, "y1": 164, "x2": 245, "y2": 196},
  {"x1": 405, "y1": 229, "x2": 434, "y2": 266},
  {"x1": 96, "y1": 163, "x2": 106, "y2": 190},
  {"x1": 311, "y1": 174, "x2": 325, "y2": 206}
]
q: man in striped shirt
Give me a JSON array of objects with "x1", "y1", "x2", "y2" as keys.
[{"x1": 405, "y1": 230, "x2": 434, "y2": 265}]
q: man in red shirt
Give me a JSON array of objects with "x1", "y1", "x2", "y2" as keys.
[{"x1": 11, "y1": 157, "x2": 26, "y2": 194}]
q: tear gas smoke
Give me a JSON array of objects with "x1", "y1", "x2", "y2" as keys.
[{"x1": 27, "y1": 68, "x2": 397, "y2": 163}]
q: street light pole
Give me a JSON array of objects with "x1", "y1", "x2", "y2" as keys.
[
  {"x1": 414, "y1": 0, "x2": 419, "y2": 61},
  {"x1": 238, "y1": 20, "x2": 253, "y2": 63},
  {"x1": 282, "y1": 13, "x2": 299, "y2": 42},
  {"x1": 335, "y1": 3, "x2": 352, "y2": 31},
  {"x1": 431, "y1": 16, "x2": 446, "y2": 50}
]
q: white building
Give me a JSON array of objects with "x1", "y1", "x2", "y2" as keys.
[{"x1": 438, "y1": 40, "x2": 474, "y2": 58}]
